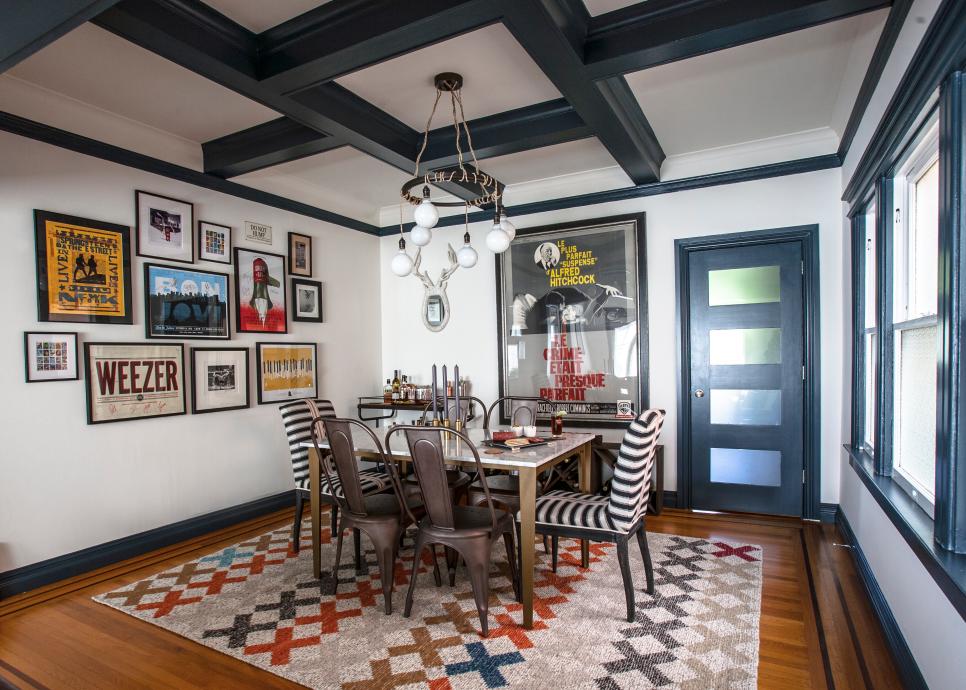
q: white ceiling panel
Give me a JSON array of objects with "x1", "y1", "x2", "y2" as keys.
[
  {"x1": 203, "y1": 0, "x2": 331, "y2": 33},
  {"x1": 479, "y1": 138, "x2": 626, "y2": 186},
  {"x1": 625, "y1": 11, "x2": 887, "y2": 156},
  {"x1": 8, "y1": 24, "x2": 278, "y2": 144},
  {"x1": 583, "y1": 0, "x2": 645, "y2": 16},
  {"x1": 337, "y1": 24, "x2": 561, "y2": 130}
]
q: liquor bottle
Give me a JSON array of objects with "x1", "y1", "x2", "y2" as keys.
[
  {"x1": 391, "y1": 370, "x2": 401, "y2": 401},
  {"x1": 401, "y1": 375, "x2": 409, "y2": 401},
  {"x1": 383, "y1": 379, "x2": 392, "y2": 404}
]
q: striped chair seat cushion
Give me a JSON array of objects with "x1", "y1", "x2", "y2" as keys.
[
  {"x1": 295, "y1": 468, "x2": 393, "y2": 498},
  {"x1": 279, "y1": 399, "x2": 336, "y2": 488},
  {"x1": 531, "y1": 489, "x2": 617, "y2": 531}
]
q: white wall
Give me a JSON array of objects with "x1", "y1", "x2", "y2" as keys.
[
  {"x1": 0, "y1": 132, "x2": 382, "y2": 572},
  {"x1": 381, "y1": 168, "x2": 847, "y2": 502}
]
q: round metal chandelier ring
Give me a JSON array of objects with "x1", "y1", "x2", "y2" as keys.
[{"x1": 400, "y1": 165, "x2": 500, "y2": 208}]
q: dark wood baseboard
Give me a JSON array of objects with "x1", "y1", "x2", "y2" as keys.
[
  {"x1": 0, "y1": 490, "x2": 296, "y2": 600},
  {"x1": 818, "y1": 503, "x2": 838, "y2": 523}
]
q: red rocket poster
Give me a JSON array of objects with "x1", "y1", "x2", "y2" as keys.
[{"x1": 234, "y1": 248, "x2": 288, "y2": 333}]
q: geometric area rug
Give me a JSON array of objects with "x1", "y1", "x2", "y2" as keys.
[{"x1": 94, "y1": 519, "x2": 762, "y2": 689}]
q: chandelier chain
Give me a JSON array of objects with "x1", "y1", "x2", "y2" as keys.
[{"x1": 414, "y1": 88, "x2": 443, "y2": 176}]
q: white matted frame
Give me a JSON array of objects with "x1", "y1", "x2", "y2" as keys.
[
  {"x1": 24, "y1": 331, "x2": 78, "y2": 382},
  {"x1": 197, "y1": 220, "x2": 232, "y2": 264},
  {"x1": 136, "y1": 190, "x2": 195, "y2": 264},
  {"x1": 191, "y1": 347, "x2": 250, "y2": 414}
]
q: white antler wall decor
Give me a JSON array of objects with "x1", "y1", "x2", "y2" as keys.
[{"x1": 411, "y1": 244, "x2": 460, "y2": 332}]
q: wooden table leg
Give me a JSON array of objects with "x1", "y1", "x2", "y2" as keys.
[
  {"x1": 309, "y1": 446, "x2": 322, "y2": 580},
  {"x1": 578, "y1": 441, "x2": 591, "y2": 568},
  {"x1": 518, "y1": 466, "x2": 537, "y2": 629}
]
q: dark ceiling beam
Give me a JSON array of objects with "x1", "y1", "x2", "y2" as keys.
[
  {"x1": 500, "y1": 0, "x2": 665, "y2": 183},
  {"x1": 583, "y1": 0, "x2": 892, "y2": 80},
  {"x1": 202, "y1": 117, "x2": 344, "y2": 178},
  {"x1": 0, "y1": 0, "x2": 121, "y2": 72},
  {"x1": 256, "y1": 0, "x2": 502, "y2": 95}
]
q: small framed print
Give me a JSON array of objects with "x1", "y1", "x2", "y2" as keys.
[
  {"x1": 198, "y1": 221, "x2": 231, "y2": 264},
  {"x1": 288, "y1": 232, "x2": 312, "y2": 276},
  {"x1": 256, "y1": 342, "x2": 317, "y2": 404},
  {"x1": 136, "y1": 190, "x2": 194, "y2": 264},
  {"x1": 84, "y1": 342, "x2": 186, "y2": 424},
  {"x1": 24, "y1": 331, "x2": 78, "y2": 382},
  {"x1": 291, "y1": 278, "x2": 323, "y2": 323},
  {"x1": 191, "y1": 347, "x2": 250, "y2": 414},
  {"x1": 234, "y1": 247, "x2": 287, "y2": 333},
  {"x1": 143, "y1": 263, "x2": 230, "y2": 339}
]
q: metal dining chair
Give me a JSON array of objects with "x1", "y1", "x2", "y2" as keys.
[
  {"x1": 417, "y1": 395, "x2": 488, "y2": 427},
  {"x1": 386, "y1": 425, "x2": 520, "y2": 637},
  {"x1": 527, "y1": 408, "x2": 665, "y2": 622}
]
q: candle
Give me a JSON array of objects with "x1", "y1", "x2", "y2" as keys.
[
  {"x1": 454, "y1": 364, "x2": 460, "y2": 424},
  {"x1": 441, "y1": 365, "x2": 448, "y2": 423},
  {"x1": 431, "y1": 364, "x2": 438, "y2": 422}
]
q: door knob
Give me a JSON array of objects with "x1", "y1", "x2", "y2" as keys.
[{"x1": 694, "y1": 389, "x2": 705, "y2": 398}]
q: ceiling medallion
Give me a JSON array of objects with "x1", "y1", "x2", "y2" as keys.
[{"x1": 391, "y1": 72, "x2": 516, "y2": 281}]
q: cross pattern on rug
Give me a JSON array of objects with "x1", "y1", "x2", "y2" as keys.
[{"x1": 94, "y1": 520, "x2": 762, "y2": 689}]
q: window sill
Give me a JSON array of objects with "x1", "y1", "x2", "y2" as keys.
[{"x1": 843, "y1": 445, "x2": 966, "y2": 620}]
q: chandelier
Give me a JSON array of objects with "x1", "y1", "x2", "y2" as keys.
[{"x1": 391, "y1": 72, "x2": 516, "y2": 277}]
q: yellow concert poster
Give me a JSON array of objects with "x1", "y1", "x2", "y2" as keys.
[
  {"x1": 34, "y1": 210, "x2": 132, "y2": 324},
  {"x1": 257, "y1": 343, "x2": 318, "y2": 403}
]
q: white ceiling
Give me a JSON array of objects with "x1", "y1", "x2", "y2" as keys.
[
  {"x1": 480, "y1": 138, "x2": 624, "y2": 187},
  {"x1": 583, "y1": 0, "x2": 643, "y2": 16},
  {"x1": 336, "y1": 23, "x2": 562, "y2": 130},
  {"x1": 7, "y1": 24, "x2": 277, "y2": 143},
  {"x1": 625, "y1": 10, "x2": 887, "y2": 156},
  {"x1": 204, "y1": 0, "x2": 331, "y2": 32}
]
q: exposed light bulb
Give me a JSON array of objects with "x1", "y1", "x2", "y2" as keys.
[
  {"x1": 499, "y1": 212, "x2": 516, "y2": 242},
  {"x1": 486, "y1": 223, "x2": 511, "y2": 253},
  {"x1": 457, "y1": 231, "x2": 478, "y2": 268},
  {"x1": 390, "y1": 238, "x2": 413, "y2": 276},
  {"x1": 413, "y1": 186, "x2": 439, "y2": 229},
  {"x1": 410, "y1": 224, "x2": 432, "y2": 246}
]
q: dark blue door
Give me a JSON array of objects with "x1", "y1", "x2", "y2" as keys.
[{"x1": 687, "y1": 242, "x2": 804, "y2": 516}]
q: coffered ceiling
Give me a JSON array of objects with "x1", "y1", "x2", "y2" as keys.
[{"x1": 0, "y1": 0, "x2": 897, "y2": 229}]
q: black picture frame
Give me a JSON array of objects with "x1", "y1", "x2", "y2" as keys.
[
  {"x1": 190, "y1": 347, "x2": 250, "y2": 414},
  {"x1": 135, "y1": 190, "x2": 195, "y2": 264},
  {"x1": 83, "y1": 342, "x2": 187, "y2": 424},
  {"x1": 288, "y1": 231, "x2": 313, "y2": 277},
  {"x1": 197, "y1": 220, "x2": 232, "y2": 264},
  {"x1": 255, "y1": 342, "x2": 318, "y2": 404},
  {"x1": 233, "y1": 247, "x2": 288, "y2": 334},
  {"x1": 291, "y1": 278, "x2": 324, "y2": 323},
  {"x1": 34, "y1": 210, "x2": 133, "y2": 325},
  {"x1": 24, "y1": 331, "x2": 79, "y2": 383},
  {"x1": 143, "y1": 262, "x2": 231, "y2": 340},
  {"x1": 494, "y1": 212, "x2": 648, "y2": 427}
]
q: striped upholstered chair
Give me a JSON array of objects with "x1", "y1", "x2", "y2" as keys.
[
  {"x1": 279, "y1": 399, "x2": 395, "y2": 553},
  {"x1": 525, "y1": 408, "x2": 665, "y2": 622}
]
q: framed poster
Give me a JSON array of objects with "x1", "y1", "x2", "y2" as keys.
[
  {"x1": 234, "y1": 248, "x2": 287, "y2": 333},
  {"x1": 288, "y1": 232, "x2": 312, "y2": 276},
  {"x1": 34, "y1": 210, "x2": 133, "y2": 324},
  {"x1": 198, "y1": 221, "x2": 231, "y2": 264},
  {"x1": 495, "y1": 213, "x2": 648, "y2": 426},
  {"x1": 143, "y1": 263, "x2": 230, "y2": 339},
  {"x1": 84, "y1": 342, "x2": 186, "y2": 424},
  {"x1": 24, "y1": 331, "x2": 78, "y2": 382},
  {"x1": 136, "y1": 190, "x2": 194, "y2": 264},
  {"x1": 255, "y1": 342, "x2": 317, "y2": 404},
  {"x1": 191, "y1": 347, "x2": 250, "y2": 414},
  {"x1": 291, "y1": 278, "x2": 323, "y2": 323}
]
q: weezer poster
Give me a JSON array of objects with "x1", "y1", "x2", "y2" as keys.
[
  {"x1": 84, "y1": 343, "x2": 186, "y2": 424},
  {"x1": 34, "y1": 210, "x2": 132, "y2": 324},
  {"x1": 496, "y1": 214, "x2": 647, "y2": 425}
]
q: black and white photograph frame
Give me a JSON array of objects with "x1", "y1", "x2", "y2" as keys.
[
  {"x1": 24, "y1": 331, "x2": 79, "y2": 383},
  {"x1": 191, "y1": 347, "x2": 250, "y2": 414},
  {"x1": 135, "y1": 190, "x2": 195, "y2": 264},
  {"x1": 291, "y1": 278, "x2": 323, "y2": 323},
  {"x1": 255, "y1": 342, "x2": 318, "y2": 404},
  {"x1": 197, "y1": 220, "x2": 232, "y2": 264},
  {"x1": 288, "y1": 231, "x2": 313, "y2": 277}
]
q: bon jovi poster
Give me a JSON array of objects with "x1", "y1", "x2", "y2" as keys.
[
  {"x1": 84, "y1": 342, "x2": 186, "y2": 424},
  {"x1": 496, "y1": 214, "x2": 648, "y2": 425},
  {"x1": 143, "y1": 263, "x2": 230, "y2": 339}
]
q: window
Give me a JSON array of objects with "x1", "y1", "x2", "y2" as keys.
[
  {"x1": 890, "y1": 120, "x2": 939, "y2": 515},
  {"x1": 862, "y1": 201, "x2": 877, "y2": 452}
]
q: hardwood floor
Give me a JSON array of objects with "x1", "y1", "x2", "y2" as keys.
[{"x1": 0, "y1": 508, "x2": 903, "y2": 689}]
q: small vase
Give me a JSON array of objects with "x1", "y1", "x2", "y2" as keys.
[{"x1": 551, "y1": 416, "x2": 563, "y2": 436}]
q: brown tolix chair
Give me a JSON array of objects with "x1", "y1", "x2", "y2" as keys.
[{"x1": 386, "y1": 425, "x2": 520, "y2": 637}]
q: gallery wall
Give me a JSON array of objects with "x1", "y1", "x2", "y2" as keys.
[
  {"x1": 0, "y1": 131, "x2": 382, "y2": 572},
  {"x1": 379, "y1": 167, "x2": 847, "y2": 503}
]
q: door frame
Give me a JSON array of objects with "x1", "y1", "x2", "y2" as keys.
[{"x1": 674, "y1": 225, "x2": 821, "y2": 520}]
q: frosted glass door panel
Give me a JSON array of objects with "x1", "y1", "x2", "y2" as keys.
[
  {"x1": 709, "y1": 328, "x2": 781, "y2": 365},
  {"x1": 710, "y1": 389, "x2": 781, "y2": 425},
  {"x1": 710, "y1": 448, "x2": 782, "y2": 486},
  {"x1": 709, "y1": 266, "x2": 780, "y2": 305}
]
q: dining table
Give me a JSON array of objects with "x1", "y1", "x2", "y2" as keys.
[{"x1": 303, "y1": 427, "x2": 595, "y2": 629}]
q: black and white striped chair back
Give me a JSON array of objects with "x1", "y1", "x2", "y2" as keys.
[
  {"x1": 279, "y1": 399, "x2": 337, "y2": 489},
  {"x1": 607, "y1": 409, "x2": 665, "y2": 532}
]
